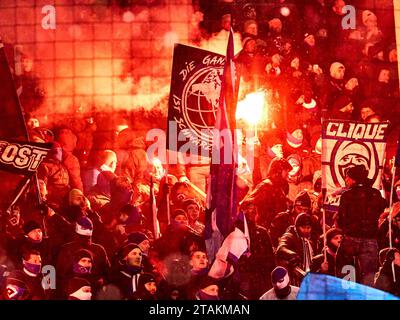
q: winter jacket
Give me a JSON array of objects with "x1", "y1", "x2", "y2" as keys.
[
  {"x1": 237, "y1": 221, "x2": 276, "y2": 299},
  {"x1": 109, "y1": 263, "x2": 142, "y2": 300},
  {"x1": 374, "y1": 258, "x2": 400, "y2": 296},
  {"x1": 338, "y1": 183, "x2": 387, "y2": 239},
  {"x1": 311, "y1": 248, "x2": 338, "y2": 277},
  {"x1": 37, "y1": 159, "x2": 70, "y2": 206},
  {"x1": 58, "y1": 129, "x2": 83, "y2": 191},
  {"x1": 6, "y1": 236, "x2": 53, "y2": 268},
  {"x1": 241, "y1": 178, "x2": 289, "y2": 229},
  {"x1": 269, "y1": 211, "x2": 321, "y2": 249},
  {"x1": 275, "y1": 225, "x2": 318, "y2": 285},
  {"x1": 56, "y1": 236, "x2": 111, "y2": 286},
  {"x1": 2, "y1": 270, "x2": 46, "y2": 300}
]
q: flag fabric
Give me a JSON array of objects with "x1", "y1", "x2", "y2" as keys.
[
  {"x1": 166, "y1": 44, "x2": 225, "y2": 157},
  {"x1": 0, "y1": 140, "x2": 51, "y2": 176},
  {"x1": 297, "y1": 273, "x2": 399, "y2": 300},
  {"x1": 205, "y1": 28, "x2": 240, "y2": 262},
  {"x1": 321, "y1": 120, "x2": 389, "y2": 214},
  {"x1": 208, "y1": 211, "x2": 250, "y2": 279}
]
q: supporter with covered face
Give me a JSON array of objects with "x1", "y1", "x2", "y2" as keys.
[
  {"x1": 66, "y1": 277, "x2": 92, "y2": 300},
  {"x1": 56, "y1": 216, "x2": 110, "y2": 296},
  {"x1": 194, "y1": 276, "x2": 220, "y2": 301},
  {"x1": 259, "y1": 266, "x2": 299, "y2": 300},
  {"x1": 1, "y1": 249, "x2": 46, "y2": 300},
  {"x1": 132, "y1": 272, "x2": 158, "y2": 300}
]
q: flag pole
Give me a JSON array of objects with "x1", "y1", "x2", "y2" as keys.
[
  {"x1": 321, "y1": 113, "x2": 327, "y2": 263},
  {"x1": 388, "y1": 157, "x2": 396, "y2": 248},
  {"x1": 391, "y1": 0, "x2": 400, "y2": 248},
  {"x1": 165, "y1": 162, "x2": 171, "y2": 226},
  {"x1": 394, "y1": 0, "x2": 400, "y2": 93},
  {"x1": 5, "y1": 177, "x2": 31, "y2": 214}
]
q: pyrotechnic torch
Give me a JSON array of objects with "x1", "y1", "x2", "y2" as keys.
[{"x1": 236, "y1": 91, "x2": 267, "y2": 145}]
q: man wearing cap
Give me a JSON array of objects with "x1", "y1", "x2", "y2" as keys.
[
  {"x1": 109, "y1": 243, "x2": 143, "y2": 300},
  {"x1": 259, "y1": 266, "x2": 299, "y2": 300},
  {"x1": 336, "y1": 164, "x2": 387, "y2": 287},
  {"x1": 56, "y1": 216, "x2": 110, "y2": 293},
  {"x1": 126, "y1": 232, "x2": 153, "y2": 273}
]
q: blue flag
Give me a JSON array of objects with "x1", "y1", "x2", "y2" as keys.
[
  {"x1": 297, "y1": 273, "x2": 399, "y2": 300},
  {"x1": 205, "y1": 28, "x2": 239, "y2": 262}
]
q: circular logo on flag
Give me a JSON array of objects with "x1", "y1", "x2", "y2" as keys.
[
  {"x1": 330, "y1": 140, "x2": 379, "y2": 187},
  {"x1": 181, "y1": 66, "x2": 224, "y2": 146}
]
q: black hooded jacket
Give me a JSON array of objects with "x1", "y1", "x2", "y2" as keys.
[{"x1": 338, "y1": 183, "x2": 387, "y2": 239}]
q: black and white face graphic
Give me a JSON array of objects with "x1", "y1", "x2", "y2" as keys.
[{"x1": 330, "y1": 140, "x2": 378, "y2": 187}]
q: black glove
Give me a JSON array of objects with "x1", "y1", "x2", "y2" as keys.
[{"x1": 288, "y1": 255, "x2": 301, "y2": 268}]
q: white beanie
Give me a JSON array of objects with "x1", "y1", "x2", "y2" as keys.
[{"x1": 330, "y1": 62, "x2": 345, "y2": 80}]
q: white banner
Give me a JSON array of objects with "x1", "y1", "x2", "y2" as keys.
[{"x1": 322, "y1": 120, "x2": 389, "y2": 212}]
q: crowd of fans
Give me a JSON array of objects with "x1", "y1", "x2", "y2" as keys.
[{"x1": 0, "y1": 0, "x2": 400, "y2": 300}]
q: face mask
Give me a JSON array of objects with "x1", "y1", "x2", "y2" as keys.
[
  {"x1": 274, "y1": 285, "x2": 291, "y2": 299},
  {"x1": 23, "y1": 260, "x2": 41, "y2": 275},
  {"x1": 73, "y1": 263, "x2": 92, "y2": 275},
  {"x1": 197, "y1": 290, "x2": 219, "y2": 300},
  {"x1": 69, "y1": 287, "x2": 92, "y2": 300},
  {"x1": 28, "y1": 238, "x2": 42, "y2": 244}
]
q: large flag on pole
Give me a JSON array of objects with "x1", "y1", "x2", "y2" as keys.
[
  {"x1": 0, "y1": 41, "x2": 50, "y2": 212},
  {"x1": 166, "y1": 44, "x2": 225, "y2": 157},
  {"x1": 205, "y1": 28, "x2": 240, "y2": 262}
]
